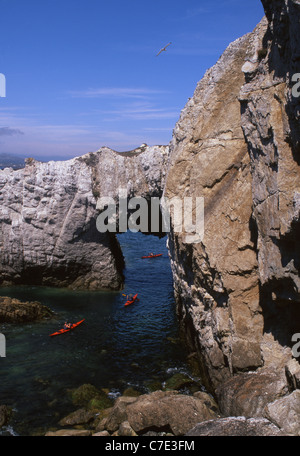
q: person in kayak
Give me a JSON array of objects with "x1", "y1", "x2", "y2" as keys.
[{"x1": 64, "y1": 322, "x2": 72, "y2": 329}]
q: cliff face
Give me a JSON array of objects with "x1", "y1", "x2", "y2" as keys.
[
  {"x1": 240, "y1": 0, "x2": 300, "y2": 362},
  {"x1": 164, "y1": 21, "x2": 267, "y2": 387},
  {"x1": 165, "y1": 0, "x2": 300, "y2": 390},
  {"x1": 0, "y1": 145, "x2": 169, "y2": 290}
]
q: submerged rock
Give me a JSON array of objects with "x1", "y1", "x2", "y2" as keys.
[
  {"x1": 0, "y1": 296, "x2": 54, "y2": 322},
  {"x1": 69, "y1": 383, "x2": 112, "y2": 410},
  {"x1": 122, "y1": 387, "x2": 142, "y2": 398},
  {"x1": 163, "y1": 372, "x2": 201, "y2": 392}
]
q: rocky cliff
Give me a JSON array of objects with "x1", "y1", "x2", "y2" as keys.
[
  {"x1": 164, "y1": 0, "x2": 300, "y2": 397},
  {"x1": 1, "y1": 0, "x2": 299, "y2": 436},
  {"x1": 0, "y1": 145, "x2": 169, "y2": 290},
  {"x1": 240, "y1": 0, "x2": 300, "y2": 364},
  {"x1": 165, "y1": 19, "x2": 267, "y2": 388}
]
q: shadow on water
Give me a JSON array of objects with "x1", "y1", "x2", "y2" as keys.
[{"x1": 0, "y1": 231, "x2": 194, "y2": 435}]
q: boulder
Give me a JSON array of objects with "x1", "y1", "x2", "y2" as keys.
[
  {"x1": 186, "y1": 416, "x2": 283, "y2": 436},
  {"x1": 192, "y1": 391, "x2": 219, "y2": 414},
  {"x1": 264, "y1": 390, "x2": 300, "y2": 436},
  {"x1": 58, "y1": 408, "x2": 96, "y2": 427},
  {"x1": 104, "y1": 390, "x2": 218, "y2": 436},
  {"x1": 216, "y1": 370, "x2": 288, "y2": 417},
  {"x1": 104, "y1": 396, "x2": 138, "y2": 433}
]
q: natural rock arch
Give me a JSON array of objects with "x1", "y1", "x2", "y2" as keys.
[{"x1": 0, "y1": 144, "x2": 169, "y2": 290}]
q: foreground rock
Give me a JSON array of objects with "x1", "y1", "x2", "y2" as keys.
[
  {"x1": 216, "y1": 369, "x2": 288, "y2": 417},
  {"x1": 129, "y1": 391, "x2": 217, "y2": 435},
  {"x1": 47, "y1": 362, "x2": 300, "y2": 436},
  {"x1": 0, "y1": 296, "x2": 54, "y2": 322},
  {"x1": 264, "y1": 390, "x2": 300, "y2": 436},
  {"x1": 46, "y1": 379, "x2": 300, "y2": 436},
  {"x1": 51, "y1": 390, "x2": 219, "y2": 437},
  {"x1": 186, "y1": 417, "x2": 283, "y2": 436}
]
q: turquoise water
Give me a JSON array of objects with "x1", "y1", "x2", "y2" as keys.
[{"x1": 0, "y1": 231, "x2": 193, "y2": 436}]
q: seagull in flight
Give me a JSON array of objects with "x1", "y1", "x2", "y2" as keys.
[{"x1": 156, "y1": 42, "x2": 172, "y2": 56}]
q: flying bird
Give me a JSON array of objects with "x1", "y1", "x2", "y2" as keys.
[{"x1": 156, "y1": 42, "x2": 172, "y2": 56}]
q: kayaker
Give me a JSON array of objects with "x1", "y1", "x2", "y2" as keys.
[{"x1": 64, "y1": 322, "x2": 71, "y2": 329}]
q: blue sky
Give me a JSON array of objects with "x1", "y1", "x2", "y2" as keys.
[{"x1": 0, "y1": 0, "x2": 265, "y2": 160}]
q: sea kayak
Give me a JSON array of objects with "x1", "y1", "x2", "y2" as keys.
[
  {"x1": 49, "y1": 319, "x2": 85, "y2": 337},
  {"x1": 124, "y1": 294, "x2": 138, "y2": 307},
  {"x1": 141, "y1": 254, "x2": 163, "y2": 259}
]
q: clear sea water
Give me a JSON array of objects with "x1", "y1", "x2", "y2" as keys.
[{"x1": 0, "y1": 231, "x2": 194, "y2": 436}]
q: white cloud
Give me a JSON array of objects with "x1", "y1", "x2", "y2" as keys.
[
  {"x1": 88, "y1": 100, "x2": 180, "y2": 121},
  {"x1": 68, "y1": 87, "x2": 170, "y2": 99}
]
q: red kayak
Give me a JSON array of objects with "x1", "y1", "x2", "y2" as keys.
[
  {"x1": 124, "y1": 294, "x2": 139, "y2": 307},
  {"x1": 141, "y1": 254, "x2": 163, "y2": 259},
  {"x1": 49, "y1": 319, "x2": 85, "y2": 337}
]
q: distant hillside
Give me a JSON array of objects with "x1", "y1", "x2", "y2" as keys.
[{"x1": 0, "y1": 153, "x2": 25, "y2": 170}]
